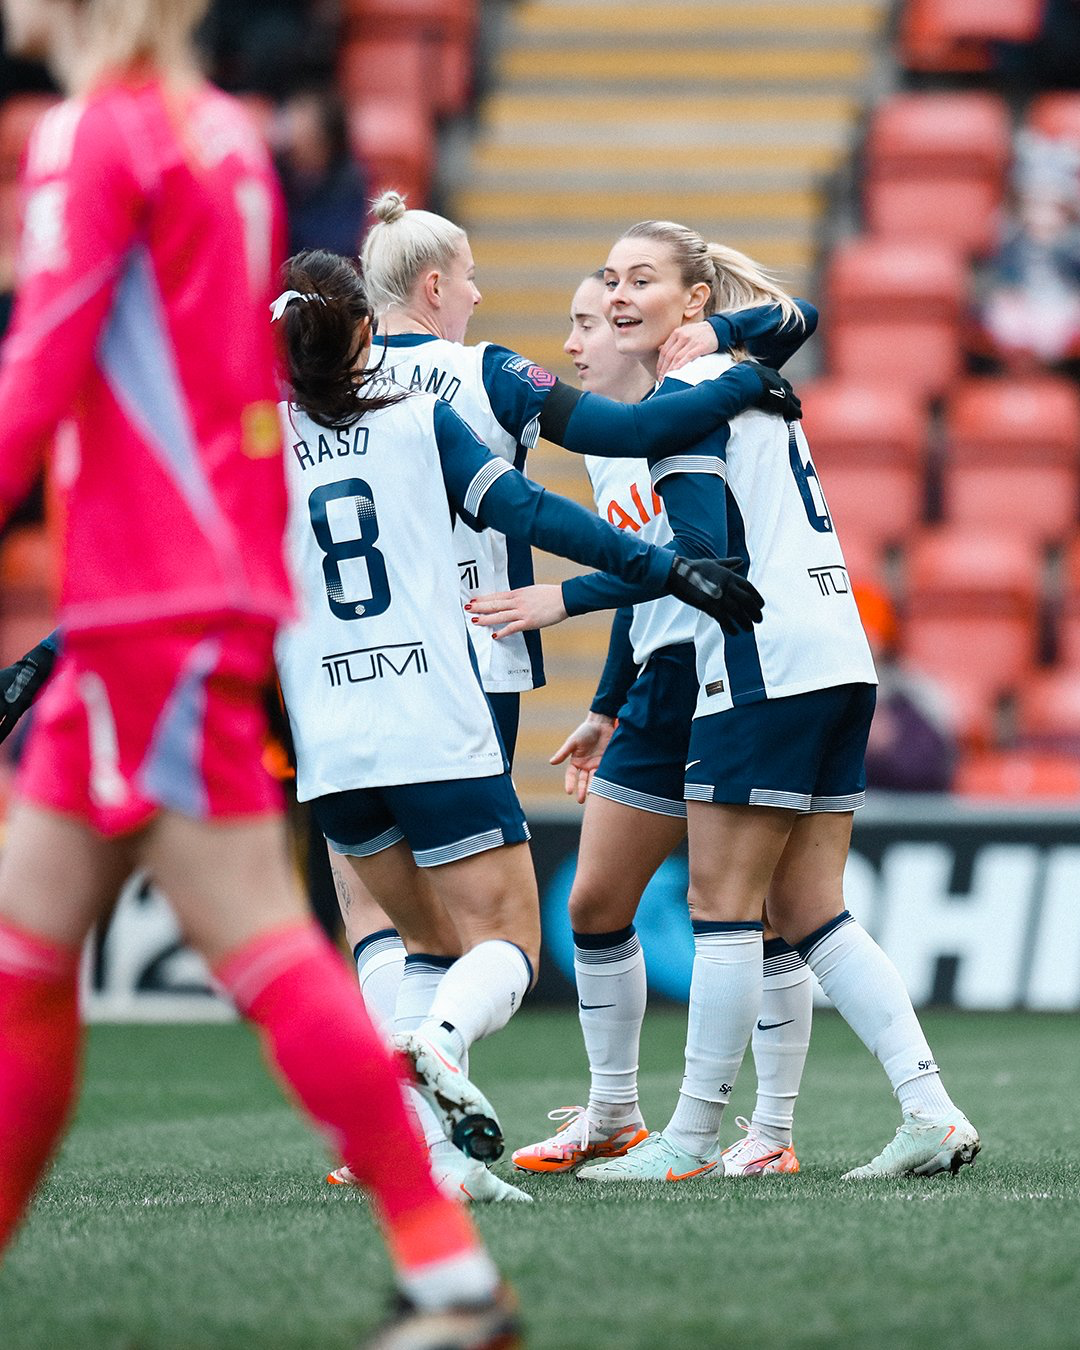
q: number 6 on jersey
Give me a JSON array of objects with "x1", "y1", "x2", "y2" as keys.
[{"x1": 307, "y1": 478, "x2": 391, "y2": 620}]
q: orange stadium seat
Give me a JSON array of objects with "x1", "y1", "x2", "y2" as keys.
[
  {"x1": 953, "y1": 748, "x2": 1080, "y2": 799},
  {"x1": 0, "y1": 94, "x2": 59, "y2": 181},
  {"x1": 1025, "y1": 92, "x2": 1080, "y2": 149},
  {"x1": 941, "y1": 377, "x2": 1080, "y2": 545},
  {"x1": 901, "y1": 0, "x2": 1044, "y2": 74},
  {"x1": 864, "y1": 94, "x2": 1011, "y2": 256},
  {"x1": 349, "y1": 98, "x2": 434, "y2": 206},
  {"x1": 824, "y1": 239, "x2": 967, "y2": 399},
  {"x1": 901, "y1": 527, "x2": 1043, "y2": 697},
  {"x1": 801, "y1": 379, "x2": 928, "y2": 550}
]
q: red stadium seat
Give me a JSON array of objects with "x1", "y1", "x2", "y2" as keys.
[
  {"x1": 824, "y1": 239, "x2": 967, "y2": 399},
  {"x1": 339, "y1": 37, "x2": 438, "y2": 112},
  {"x1": 901, "y1": 0, "x2": 1043, "y2": 74},
  {"x1": 901, "y1": 528, "x2": 1043, "y2": 697},
  {"x1": 0, "y1": 94, "x2": 59, "y2": 181},
  {"x1": 953, "y1": 748, "x2": 1080, "y2": 799},
  {"x1": 1025, "y1": 92, "x2": 1080, "y2": 149},
  {"x1": 801, "y1": 379, "x2": 927, "y2": 550},
  {"x1": 864, "y1": 94, "x2": 1010, "y2": 256},
  {"x1": 1053, "y1": 536, "x2": 1080, "y2": 669},
  {"x1": 349, "y1": 99, "x2": 434, "y2": 208},
  {"x1": 835, "y1": 533, "x2": 890, "y2": 591},
  {"x1": 940, "y1": 677, "x2": 1000, "y2": 749},
  {"x1": 340, "y1": 1, "x2": 476, "y2": 117},
  {"x1": 1017, "y1": 670, "x2": 1080, "y2": 750},
  {"x1": 941, "y1": 378, "x2": 1080, "y2": 545}
]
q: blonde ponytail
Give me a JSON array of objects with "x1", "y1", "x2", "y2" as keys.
[
  {"x1": 361, "y1": 189, "x2": 467, "y2": 314},
  {"x1": 623, "y1": 219, "x2": 803, "y2": 334}
]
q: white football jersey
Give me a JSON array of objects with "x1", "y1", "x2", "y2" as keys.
[
  {"x1": 652, "y1": 354, "x2": 877, "y2": 717},
  {"x1": 584, "y1": 452, "x2": 696, "y2": 665},
  {"x1": 275, "y1": 394, "x2": 505, "y2": 799},
  {"x1": 370, "y1": 333, "x2": 546, "y2": 693}
]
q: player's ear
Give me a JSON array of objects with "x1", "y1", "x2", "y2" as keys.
[
  {"x1": 682, "y1": 281, "x2": 711, "y2": 323},
  {"x1": 422, "y1": 267, "x2": 441, "y2": 308}
]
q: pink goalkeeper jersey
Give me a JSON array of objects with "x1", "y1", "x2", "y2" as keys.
[{"x1": 0, "y1": 72, "x2": 292, "y2": 632}]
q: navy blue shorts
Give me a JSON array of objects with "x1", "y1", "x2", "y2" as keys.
[
  {"x1": 683, "y1": 682, "x2": 877, "y2": 812},
  {"x1": 312, "y1": 771, "x2": 530, "y2": 868},
  {"x1": 589, "y1": 643, "x2": 697, "y2": 819}
]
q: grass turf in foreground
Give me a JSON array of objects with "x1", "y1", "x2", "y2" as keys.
[{"x1": 1, "y1": 1010, "x2": 1077, "y2": 1349}]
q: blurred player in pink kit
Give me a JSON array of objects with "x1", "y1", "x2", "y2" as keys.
[{"x1": 0, "y1": 1, "x2": 516, "y2": 1344}]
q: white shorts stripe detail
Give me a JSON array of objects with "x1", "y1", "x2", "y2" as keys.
[
  {"x1": 651, "y1": 455, "x2": 725, "y2": 487},
  {"x1": 810, "y1": 791, "x2": 866, "y2": 812},
  {"x1": 589, "y1": 776, "x2": 687, "y2": 818},
  {"x1": 463, "y1": 457, "x2": 514, "y2": 518},
  {"x1": 329, "y1": 825, "x2": 405, "y2": 858},
  {"x1": 683, "y1": 782, "x2": 716, "y2": 802},
  {"x1": 414, "y1": 826, "x2": 509, "y2": 868},
  {"x1": 748, "y1": 788, "x2": 813, "y2": 810}
]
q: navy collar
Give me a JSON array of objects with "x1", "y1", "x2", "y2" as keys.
[{"x1": 372, "y1": 332, "x2": 441, "y2": 347}]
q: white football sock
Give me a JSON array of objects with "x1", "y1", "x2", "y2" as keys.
[
  {"x1": 798, "y1": 912, "x2": 959, "y2": 1115},
  {"x1": 395, "y1": 953, "x2": 458, "y2": 1150},
  {"x1": 573, "y1": 925, "x2": 646, "y2": 1125},
  {"x1": 750, "y1": 938, "x2": 813, "y2": 1147},
  {"x1": 424, "y1": 940, "x2": 532, "y2": 1056},
  {"x1": 353, "y1": 928, "x2": 405, "y2": 1043},
  {"x1": 665, "y1": 923, "x2": 763, "y2": 1157}
]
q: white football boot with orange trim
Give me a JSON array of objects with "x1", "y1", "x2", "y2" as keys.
[
  {"x1": 720, "y1": 1117, "x2": 800, "y2": 1176},
  {"x1": 327, "y1": 1152, "x2": 531, "y2": 1205},
  {"x1": 842, "y1": 1111, "x2": 981, "y2": 1179},
  {"x1": 511, "y1": 1106, "x2": 648, "y2": 1175},
  {"x1": 576, "y1": 1130, "x2": 719, "y2": 1183}
]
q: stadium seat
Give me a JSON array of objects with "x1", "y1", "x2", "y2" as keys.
[
  {"x1": 901, "y1": 0, "x2": 1044, "y2": 74},
  {"x1": 1053, "y1": 537, "x2": 1080, "y2": 669},
  {"x1": 824, "y1": 239, "x2": 967, "y2": 399},
  {"x1": 349, "y1": 98, "x2": 434, "y2": 206},
  {"x1": 953, "y1": 748, "x2": 1080, "y2": 799},
  {"x1": 0, "y1": 94, "x2": 59, "y2": 181},
  {"x1": 901, "y1": 527, "x2": 1043, "y2": 697},
  {"x1": 1016, "y1": 670, "x2": 1080, "y2": 752},
  {"x1": 940, "y1": 377, "x2": 1080, "y2": 545},
  {"x1": 340, "y1": 1, "x2": 475, "y2": 117},
  {"x1": 801, "y1": 379, "x2": 928, "y2": 550},
  {"x1": 1025, "y1": 92, "x2": 1080, "y2": 149},
  {"x1": 339, "y1": 36, "x2": 438, "y2": 112},
  {"x1": 940, "y1": 677, "x2": 1000, "y2": 750},
  {"x1": 864, "y1": 94, "x2": 1010, "y2": 256}
]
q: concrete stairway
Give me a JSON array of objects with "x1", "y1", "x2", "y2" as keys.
[{"x1": 450, "y1": 0, "x2": 891, "y2": 803}]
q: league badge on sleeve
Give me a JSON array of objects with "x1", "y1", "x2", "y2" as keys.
[{"x1": 501, "y1": 354, "x2": 557, "y2": 391}]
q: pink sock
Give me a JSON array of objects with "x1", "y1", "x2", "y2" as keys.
[
  {"x1": 214, "y1": 922, "x2": 480, "y2": 1274},
  {"x1": 0, "y1": 919, "x2": 82, "y2": 1255}
]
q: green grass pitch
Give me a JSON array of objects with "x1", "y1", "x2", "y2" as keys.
[{"x1": 2, "y1": 1009, "x2": 1077, "y2": 1349}]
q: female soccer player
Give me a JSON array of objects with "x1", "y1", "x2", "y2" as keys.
[
  {"x1": 480, "y1": 222, "x2": 980, "y2": 1182},
  {"x1": 0, "y1": 3, "x2": 519, "y2": 1343},
  {"x1": 511, "y1": 272, "x2": 819, "y2": 1179},
  {"x1": 270, "y1": 248, "x2": 775, "y2": 1182}
]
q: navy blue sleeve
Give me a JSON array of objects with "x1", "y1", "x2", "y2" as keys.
[
  {"x1": 551, "y1": 361, "x2": 765, "y2": 459},
  {"x1": 707, "y1": 298, "x2": 818, "y2": 370},
  {"x1": 591, "y1": 607, "x2": 637, "y2": 717},
  {"x1": 434, "y1": 400, "x2": 672, "y2": 598},
  {"x1": 480, "y1": 343, "x2": 559, "y2": 445},
  {"x1": 40, "y1": 629, "x2": 60, "y2": 654}
]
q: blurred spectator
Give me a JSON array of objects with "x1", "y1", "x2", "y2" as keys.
[
  {"x1": 855, "y1": 582, "x2": 957, "y2": 793},
  {"x1": 977, "y1": 131, "x2": 1080, "y2": 368},
  {"x1": 274, "y1": 90, "x2": 368, "y2": 257},
  {"x1": 196, "y1": 0, "x2": 338, "y2": 95}
]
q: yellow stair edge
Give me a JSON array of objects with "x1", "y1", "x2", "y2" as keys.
[{"x1": 501, "y1": 48, "x2": 870, "y2": 82}]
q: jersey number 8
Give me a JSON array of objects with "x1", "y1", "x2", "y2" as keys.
[{"x1": 308, "y1": 479, "x2": 391, "y2": 620}]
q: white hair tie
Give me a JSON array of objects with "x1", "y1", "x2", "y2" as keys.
[{"x1": 269, "y1": 290, "x2": 327, "y2": 322}]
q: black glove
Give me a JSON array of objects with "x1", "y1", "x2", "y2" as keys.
[
  {"x1": 0, "y1": 637, "x2": 58, "y2": 744},
  {"x1": 744, "y1": 364, "x2": 802, "y2": 421},
  {"x1": 667, "y1": 556, "x2": 765, "y2": 636}
]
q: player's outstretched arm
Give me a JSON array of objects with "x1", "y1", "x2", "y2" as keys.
[
  {"x1": 536, "y1": 361, "x2": 800, "y2": 461},
  {"x1": 0, "y1": 631, "x2": 60, "y2": 744}
]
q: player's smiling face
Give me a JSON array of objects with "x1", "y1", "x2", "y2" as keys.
[
  {"x1": 602, "y1": 236, "x2": 709, "y2": 371},
  {"x1": 564, "y1": 278, "x2": 629, "y2": 394}
]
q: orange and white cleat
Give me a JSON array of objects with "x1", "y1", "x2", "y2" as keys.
[
  {"x1": 720, "y1": 1117, "x2": 800, "y2": 1176},
  {"x1": 327, "y1": 1163, "x2": 361, "y2": 1187},
  {"x1": 328, "y1": 1154, "x2": 531, "y2": 1205},
  {"x1": 511, "y1": 1106, "x2": 648, "y2": 1175}
]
